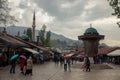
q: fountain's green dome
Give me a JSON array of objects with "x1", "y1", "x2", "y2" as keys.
[{"x1": 85, "y1": 27, "x2": 98, "y2": 34}]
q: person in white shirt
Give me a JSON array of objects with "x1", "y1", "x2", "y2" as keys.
[{"x1": 64, "y1": 58, "x2": 67, "y2": 71}]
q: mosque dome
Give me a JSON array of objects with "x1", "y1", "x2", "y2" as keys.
[{"x1": 85, "y1": 27, "x2": 98, "y2": 34}]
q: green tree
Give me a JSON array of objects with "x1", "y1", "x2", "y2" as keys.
[
  {"x1": 26, "y1": 28, "x2": 32, "y2": 40},
  {"x1": 0, "y1": 0, "x2": 17, "y2": 30},
  {"x1": 23, "y1": 30, "x2": 26, "y2": 34},
  {"x1": 45, "y1": 31, "x2": 51, "y2": 46},
  {"x1": 39, "y1": 25, "x2": 46, "y2": 46},
  {"x1": 17, "y1": 31, "x2": 20, "y2": 36},
  {"x1": 39, "y1": 24, "x2": 51, "y2": 47},
  {"x1": 108, "y1": 0, "x2": 120, "y2": 27}
]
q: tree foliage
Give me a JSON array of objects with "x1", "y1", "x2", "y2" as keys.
[
  {"x1": 108, "y1": 0, "x2": 120, "y2": 27},
  {"x1": 0, "y1": 0, "x2": 17, "y2": 29},
  {"x1": 39, "y1": 24, "x2": 51, "y2": 47},
  {"x1": 39, "y1": 25, "x2": 46, "y2": 46},
  {"x1": 26, "y1": 28, "x2": 32, "y2": 40},
  {"x1": 17, "y1": 31, "x2": 20, "y2": 37},
  {"x1": 45, "y1": 31, "x2": 51, "y2": 46},
  {"x1": 23, "y1": 30, "x2": 26, "y2": 34}
]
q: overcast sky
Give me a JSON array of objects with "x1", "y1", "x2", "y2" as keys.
[{"x1": 8, "y1": 0, "x2": 120, "y2": 46}]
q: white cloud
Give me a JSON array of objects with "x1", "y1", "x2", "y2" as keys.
[
  {"x1": 84, "y1": 0, "x2": 96, "y2": 10},
  {"x1": 7, "y1": 0, "x2": 120, "y2": 46},
  {"x1": 8, "y1": 0, "x2": 21, "y2": 6},
  {"x1": 61, "y1": 0, "x2": 81, "y2": 8},
  {"x1": 41, "y1": 13, "x2": 55, "y2": 23}
]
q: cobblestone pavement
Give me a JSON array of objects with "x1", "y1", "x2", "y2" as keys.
[{"x1": 0, "y1": 61, "x2": 120, "y2": 80}]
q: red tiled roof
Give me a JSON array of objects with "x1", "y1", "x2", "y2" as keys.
[
  {"x1": 98, "y1": 47, "x2": 119, "y2": 55},
  {"x1": 71, "y1": 47, "x2": 120, "y2": 55},
  {"x1": 70, "y1": 50, "x2": 84, "y2": 54}
]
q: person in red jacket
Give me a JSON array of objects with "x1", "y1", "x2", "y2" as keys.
[{"x1": 19, "y1": 58, "x2": 25, "y2": 74}]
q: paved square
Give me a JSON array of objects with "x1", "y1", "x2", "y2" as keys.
[{"x1": 0, "y1": 62, "x2": 120, "y2": 80}]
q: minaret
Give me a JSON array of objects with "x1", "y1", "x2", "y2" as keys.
[{"x1": 32, "y1": 11, "x2": 36, "y2": 41}]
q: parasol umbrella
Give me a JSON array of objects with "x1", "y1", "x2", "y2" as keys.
[
  {"x1": 64, "y1": 55, "x2": 71, "y2": 58},
  {"x1": 20, "y1": 55, "x2": 26, "y2": 59},
  {"x1": 10, "y1": 54, "x2": 19, "y2": 61},
  {"x1": 64, "y1": 53, "x2": 74, "y2": 58}
]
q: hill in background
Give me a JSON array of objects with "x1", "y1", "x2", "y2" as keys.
[
  {"x1": 0, "y1": 26, "x2": 110, "y2": 49},
  {"x1": 6, "y1": 26, "x2": 83, "y2": 49}
]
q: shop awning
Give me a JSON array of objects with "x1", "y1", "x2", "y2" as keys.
[
  {"x1": 107, "y1": 49, "x2": 120, "y2": 56},
  {"x1": 0, "y1": 33, "x2": 29, "y2": 47},
  {"x1": 23, "y1": 48, "x2": 39, "y2": 54}
]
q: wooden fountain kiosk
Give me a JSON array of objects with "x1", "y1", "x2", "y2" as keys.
[{"x1": 78, "y1": 26, "x2": 104, "y2": 57}]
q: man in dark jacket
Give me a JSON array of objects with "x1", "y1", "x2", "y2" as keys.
[
  {"x1": 10, "y1": 59, "x2": 17, "y2": 73},
  {"x1": 85, "y1": 56, "x2": 90, "y2": 72}
]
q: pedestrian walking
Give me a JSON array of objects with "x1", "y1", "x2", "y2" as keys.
[
  {"x1": 19, "y1": 58, "x2": 25, "y2": 74},
  {"x1": 67, "y1": 58, "x2": 71, "y2": 72},
  {"x1": 82, "y1": 62, "x2": 86, "y2": 71},
  {"x1": 40, "y1": 54, "x2": 44, "y2": 64},
  {"x1": 85, "y1": 56, "x2": 90, "y2": 72},
  {"x1": 71, "y1": 57, "x2": 74, "y2": 64},
  {"x1": 54, "y1": 55, "x2": 59, "y2": 66},
  {"x1": 64, "y1": 58, "x2": 67, "y2": 71},
  {"x1": 10, "y1": 59, "x2": 17, "y2": 74},
  {"x1": 60, "y1": 56, "x2": 64, "y2": 67},
  {"x1": 9, "y1": 54, "x2": 18, "y2": 74},
  {"x1": 25, "y1": 56, "x2": 33, "y2": 76}
]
